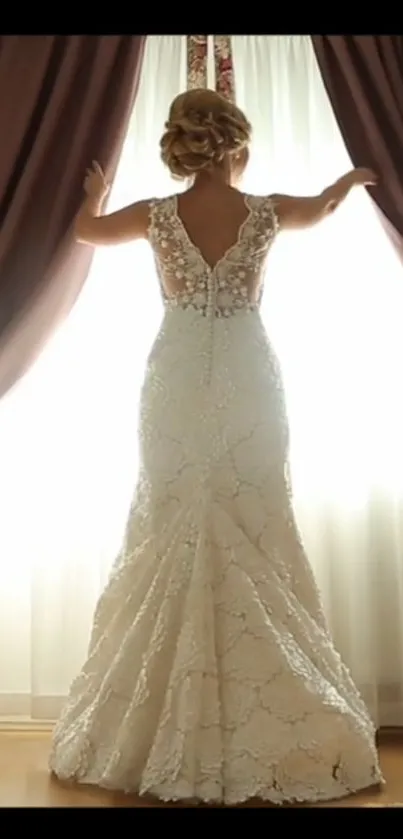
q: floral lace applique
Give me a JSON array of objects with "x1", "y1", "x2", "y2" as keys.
[{"x1": 148, "y1": 194, "x2": 278, "y2": 318}]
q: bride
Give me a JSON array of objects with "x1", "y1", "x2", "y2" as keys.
[{"x1": 49, "y1": 88, "x2": 383, "y2": 805}]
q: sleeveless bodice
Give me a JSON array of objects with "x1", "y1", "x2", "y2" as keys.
[{"x1": 148, "y1": 194, "x2": 278, "y2": 318}]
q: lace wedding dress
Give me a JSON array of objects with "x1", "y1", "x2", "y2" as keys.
[{"x1": 49, "y1": 194, "x2": 383, "y2": 805}]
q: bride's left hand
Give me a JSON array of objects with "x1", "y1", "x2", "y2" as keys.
[{"x1": 83, "y1": 161, "x2": 110, "y2": 200}]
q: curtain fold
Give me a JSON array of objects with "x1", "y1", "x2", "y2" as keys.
[
  {"x1": 312, "y1": 36, "x2": 403, "y2": 258},
  {"x1": 0, "y1": 35, "x2": 146, "y2": 398}
]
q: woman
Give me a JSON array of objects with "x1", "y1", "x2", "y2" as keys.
[{"x1": 49, "y1": 88, "x2": 383, "y2": 805}]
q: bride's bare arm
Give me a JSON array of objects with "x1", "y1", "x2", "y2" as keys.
[
  {"x1": 272, "y1": 167, "x2": 377, "y2": 231},
  {"x1": 75, "y1": 196, "x2": 150, "y2": 246},
  {"x1": 72, "y1": 161, "x2": 150, "y2": 245}
]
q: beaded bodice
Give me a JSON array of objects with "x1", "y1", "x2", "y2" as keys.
[{"x1": 148, "y1": 194, "x2": 278, "y2": 318}]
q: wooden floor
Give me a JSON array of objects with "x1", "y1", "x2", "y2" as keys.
[{"x1": 1, "y1": 730, "x2": 402, "y2": 807}]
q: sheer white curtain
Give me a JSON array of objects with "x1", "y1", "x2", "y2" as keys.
[
  {"x1": 0, "y1": 36, "x2": 187, "y2": 723},
  {"x1": 1, "y1": 35, "x2": 403, "y2": 729},
  {"x1": 232, "y1": 35, "x2": 403, "y2": 726}
]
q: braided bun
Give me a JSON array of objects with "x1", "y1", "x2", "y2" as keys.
[{"x1": 160, "y1": 88, "x2": 251, "y2": 180}]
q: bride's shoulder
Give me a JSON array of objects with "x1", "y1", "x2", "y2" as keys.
[
  {"x1": 147, "y1": 193, "x2": 178, "y2": 215},
  {"x1": 146, "y1": 194, "x2": 180, "y2": 242},
  {"x1": 241, "y1": 192, "x2": 280, "y2": 229},
  {"x1": 241, "y1": 191, "x2": 276, "y2": 204},
  {"x1": 149, "y1": 192, "x2": 178, "y2": 205}
]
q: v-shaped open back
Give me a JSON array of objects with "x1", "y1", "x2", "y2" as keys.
[
  {"x1": 174, "y1": 194, "x2": 254, "y2": 274},
  {"x1": 148, "y1": 192, "x2": 279, "y2": 318}
]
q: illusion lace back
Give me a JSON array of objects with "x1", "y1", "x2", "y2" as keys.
[
  {"x1": 49, "y1": 193, "x2": 382, "y2": 804},
  {"x1": 151, "y1": 194, "x2": 276, "y2": 316}
]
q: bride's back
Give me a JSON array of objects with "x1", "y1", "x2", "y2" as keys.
[
  {"x1": 176, "y1": 184, "x2": 252, "y2": 271},
  {"x1": 149, "y1": 187, "x2": 278, "y2": 316}
]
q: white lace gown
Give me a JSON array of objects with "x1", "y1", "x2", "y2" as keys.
[{"x1": 49, "y1": 194, "x2": 383, "y2": 805}]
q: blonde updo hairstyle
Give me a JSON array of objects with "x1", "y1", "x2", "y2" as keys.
[{"x1": 160, "y1": 88, "x2": 251, "y2": 180}]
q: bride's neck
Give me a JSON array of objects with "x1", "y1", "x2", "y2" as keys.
[{"x1": 192, "y1": 167, "x2": 236, "y2": 190}]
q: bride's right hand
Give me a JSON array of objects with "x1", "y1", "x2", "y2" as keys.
[
  {"x1": 350, "y1": 167, "x2": 378, "y2": 187},
  {"x1": 83, "y1": 161, "x2": 110, "y2": 200}
]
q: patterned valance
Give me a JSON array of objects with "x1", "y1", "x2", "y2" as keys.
[{"x1": 186, "y1": 35, "x2": 235, "y2": 102}]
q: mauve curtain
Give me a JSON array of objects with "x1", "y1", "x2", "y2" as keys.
[
  {"x1": 0, "y1": 35, "x2": 146, "y2": 398},
  {"x1": 312, "y1": 36, "x2": 403, "y2": 257}
]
